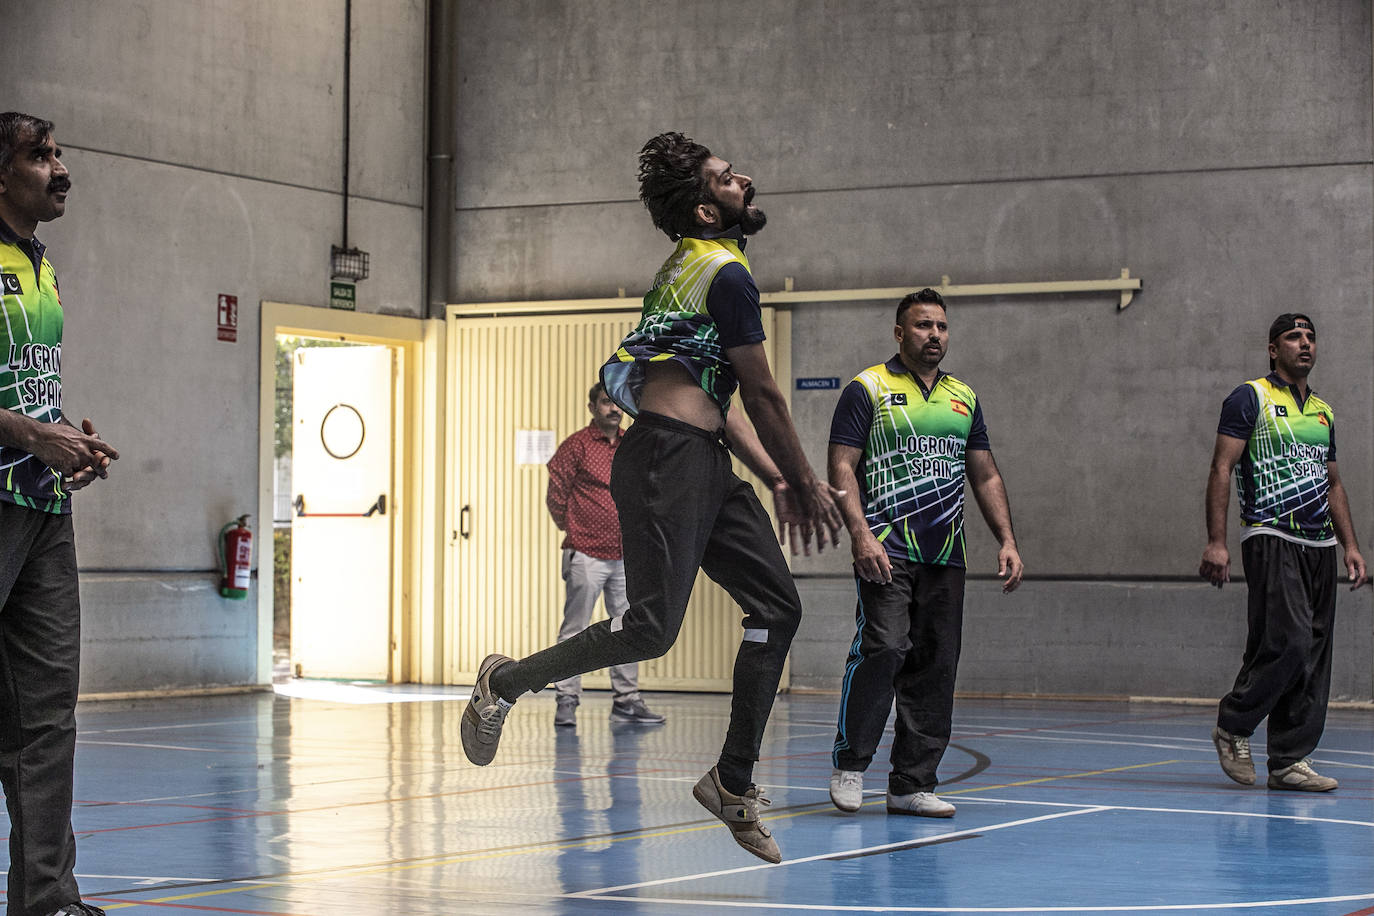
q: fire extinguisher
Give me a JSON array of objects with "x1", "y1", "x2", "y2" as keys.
[{"x1": 218, "y1": 514, "x2": 253, "y2": 599}]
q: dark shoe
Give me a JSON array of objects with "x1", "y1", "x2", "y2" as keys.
[
  {"x1": 49, "y1": 903, "x2": 107, "y2": 916},
  {"x1": 1211, "y1": 726, "x2": 1255, "y2": 786},
  {"x1": 461, "y1": 653, "x2": 515, "y2": 765},
  {"x1": 610, "y1": 697, "x2": 665, "y2": 724},
  {"x1": 554, "y1": 697, "x2": 578, "y2": 727},
  {"x1": 1268, "y1": 758, "x2": 1338, "y2": 792},
  {"x1": 692, "y1": 766, "x2": 780, "y2": 863}
]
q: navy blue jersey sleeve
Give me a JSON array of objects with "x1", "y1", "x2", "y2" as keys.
[
  {"x1": 829, "y1": 380, "x2": 873, "y2": 448},
  {"x1": 1217, "y1": 384, "x2": 1258, "y2": 440},
  {"x1": 706, "y1": 262, "x2": 765, "y2": 349},
  {"x1": 967, "y1": 399, "x2": 991, "y2": 451},
  {"x1": 1328, "y1": 420, "x2": 1337, "y2": 463}
]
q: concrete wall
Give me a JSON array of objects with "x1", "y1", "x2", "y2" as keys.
[
  {"x1": 1, "y1": 1, "x2": 426, "y2": 691},
  {"x1": 449, "y1": 0, "x2": 1374, "y2": 699},
  {"x1": 4, "y1": 0, "x2": 1370, "y2": 699}
]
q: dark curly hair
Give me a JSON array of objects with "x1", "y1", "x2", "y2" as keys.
[
  {"x1": 0, "y1": 112, "x2": 54, "y2": 174},
  {"x1": 637, "y1": 131, "x2": 713, "y2": 241}
]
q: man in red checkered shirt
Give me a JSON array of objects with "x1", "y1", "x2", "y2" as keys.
[{"x1": 545, "y1": 382, "x2": 665, "y2": 727}]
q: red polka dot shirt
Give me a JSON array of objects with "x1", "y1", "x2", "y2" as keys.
[{"x1": 545, "y1": 423, "x2": 623, "y2": 560}]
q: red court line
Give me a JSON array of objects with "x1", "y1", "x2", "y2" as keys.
[
  {"x1": 14, "y1": 767, "x2": 681, "y2": 838},
  {"x1": 1339, "y1": 907, "x2": 1374, "y2": 916},
  {"x1": 92, "y1": 899, "x2": 305, "y2": 915}
]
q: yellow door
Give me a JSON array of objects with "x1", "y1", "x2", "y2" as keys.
[{"x1": 445, "y1": 308, "x2": 785, "y2": 690}]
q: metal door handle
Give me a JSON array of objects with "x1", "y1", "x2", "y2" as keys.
[{"x1": 458, "y1": 504, "x2": 471, "y2": 539}]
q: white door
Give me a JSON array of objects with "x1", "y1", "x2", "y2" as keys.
[{"x1": 290, "y1": 345, "x2": 395, "y2": 680}]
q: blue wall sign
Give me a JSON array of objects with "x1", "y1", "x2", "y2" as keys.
[{"x1": 795, "y1": 377, "x2": 840, "y2": 390}]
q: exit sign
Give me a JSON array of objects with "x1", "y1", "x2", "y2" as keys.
[{"x1": 330, "y1": 281, "x2": 356, "y2": 311}]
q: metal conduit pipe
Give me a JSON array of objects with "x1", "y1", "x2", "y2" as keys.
[{"x1": 425, "y1": 0, "x2": 457, "y2": 319}]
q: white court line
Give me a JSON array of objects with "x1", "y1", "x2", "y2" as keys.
[
  {"x1": 77, "y1": 740, "x2": 231, "y2": 753},
  {"x1": 961, "y1": 795, "x2": 1374, "y2": 827},
  {"x1": 273, "y1": 681, "x2": 470, "y2": 703},
  {"x1": 569, "y1": 892, "x2": 1374, "y2": 912},
  {"x1": 1018, "y1": 729, "x2": 1374, "y2": 758},
  {"x1": 82, "y1": 718, "x2": 264, "y2": 735},
  {"x1": 980, "y1": 732, "x2": 1374, "y2": 768},
  {"x1": 569, "y1": 807, "x2": 1107, "y2": 898}
]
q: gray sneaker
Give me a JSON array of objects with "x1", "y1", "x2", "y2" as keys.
[
  {"x1": 829, "y1": 768, "x2": 864, "y2": 812},
  {"x1": 460, "y1": 653, "x2": 515, "y2": 766},
  {"x1": 1211, "y1": 726, "x2": 1255, "y2": 785},
  {"x1": 554, "y1": 697, "x2": 577, "y2": 728},
  {"x1": 1268, "y1": 758, "x2": 1338, "y2": 792},
  {"x1": 886, "y1": 790, "x2": 955, "y2": 818},
  {"x1": 692, "y1": 767, "x2": 780, "y2": 863},
  {"x1": 610, "y1": 697, "x2": 666, "y2": 724}
]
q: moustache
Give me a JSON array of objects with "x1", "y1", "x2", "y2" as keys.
[
  {"x1": 744, "y1": 186, "x2": 756, "y2": 205},
  {"x1": 48, "y1": 178, "x2": 71, "y2": 194}
]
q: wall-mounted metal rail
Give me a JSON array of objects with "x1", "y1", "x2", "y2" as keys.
[{"x1": 449, "y1": 268, "x2": 1141, "y2": 316}]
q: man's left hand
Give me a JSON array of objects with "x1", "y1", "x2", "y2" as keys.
[
  {"x1": 997, "y1": 543, "x2": 1024, "y2": 593},
  {"x1": 1345, "y1": 547, "x2": 1370, "y2": 590}
]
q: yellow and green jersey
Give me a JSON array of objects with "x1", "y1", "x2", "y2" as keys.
[
  {"x1": 1218, "y1": 373, "x2": 1336, "y2": 545},
  {"x1": 830, "y1": 357, "x2": 990, "y2": 568},
  {"x1": 0, "y1": 220, "x2": 68, "y2": 514},
  {"x1": 602, "y1": 235, "x2": 754, "y2": 418}
]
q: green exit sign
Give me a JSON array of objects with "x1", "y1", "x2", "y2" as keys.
[{"x1": 330, "y1": 281, "x2": 356, "y2": 310}]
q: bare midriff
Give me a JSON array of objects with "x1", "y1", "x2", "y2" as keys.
[{"x1": 638, "y1": 361, "x2": 725, "y2": 434}]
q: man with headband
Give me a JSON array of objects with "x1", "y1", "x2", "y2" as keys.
[{"x1": 1200, "y1": 312, "x2": 1367, "y2": 791}]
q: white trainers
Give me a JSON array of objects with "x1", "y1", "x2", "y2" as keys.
[
  {"x1": 1268, "y1": 758, "x2": 1338, "y2": 792},
  {"x1": 886, "y1": 790, "x2": 955, "y2": 818},
  {"x1": 1211, "y1": 726, "x2": 1255, "y2": 785},
  {"x1": 829, "y1": 768, "x2": 864, "y2": 812},
  {"x1": 460, "y1": 653, "x2": 515, "y2": 766},
  {"x1": 692, "y1": 767, "x2": 781, "y2": 863}
]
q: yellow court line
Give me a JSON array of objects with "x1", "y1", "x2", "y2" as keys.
[
  {"x1": 99, "y1": 759, "x2": 1182, "y2": 908},
  {"x1": 787, "y1": 758, "x2": 1183, "y2": 818}
]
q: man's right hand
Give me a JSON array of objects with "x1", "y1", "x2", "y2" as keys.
[
  {"x1": 30, "y1": 420, "x2": 119, "y2": 477},
  {"x1": 852, "y1": 530, "x2": 892, "y2": 584},
  {"x1": 1199, "y1": 541, "x2": 1230, "y2": 588}
]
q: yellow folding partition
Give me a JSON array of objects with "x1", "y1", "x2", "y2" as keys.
[{"x1": 444, "y1": 307, "x2": 785, "y2": 691}]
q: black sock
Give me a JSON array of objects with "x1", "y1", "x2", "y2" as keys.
[
  {"x1": 715, "y1": 753, "x2": 753, "y2": 796},
  {"x1": 489, "y1": 663, "x2": 522, "y2": 703}
]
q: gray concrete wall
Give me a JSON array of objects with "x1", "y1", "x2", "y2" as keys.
[
  {"x1": 2, "y1": 1, "x2": 426, "y2": 691},
  {"x1": 5, "y1": 1, "x2": 1371, "y2": 698},
  {"x1": 450, "y1": 0, "x2": 1374, "y2": 699}
]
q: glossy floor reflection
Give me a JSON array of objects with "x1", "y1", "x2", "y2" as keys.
[{"x1": 6, "y1": 687, "x2": 1372, "y2": 914}]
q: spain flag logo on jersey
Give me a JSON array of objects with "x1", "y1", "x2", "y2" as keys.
[{"x1": 950, "y1": 399, "x2": 970, "y2": 417}]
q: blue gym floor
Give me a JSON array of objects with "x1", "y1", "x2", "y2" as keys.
[{"x1": 5, "y1": 686, "x2": 1371, "y2": 914}]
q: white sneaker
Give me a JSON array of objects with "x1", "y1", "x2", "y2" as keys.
[
  {"x1": 1268, "y1": 758, "x2": 1338, "y2": 792},
  {"x1": 886, "y1": 790, "x2": 955, "y2": 818},
  {"x1": 829, "y1": 768, "x2": 864, "y2": 812}
]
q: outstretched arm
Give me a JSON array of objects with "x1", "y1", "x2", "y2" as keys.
[{"x1": 725, "y1": 342, "x2": 843, "y2": 554}]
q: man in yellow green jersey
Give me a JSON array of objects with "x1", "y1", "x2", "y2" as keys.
[
  {"x1": 462, "y1": 132, "x2": 843, "y2": 864},
  {"x1": 1201, "y1": 313, "x2": 1367, "y2": 792},
  {"x1": 826, "y1": 288, "x2": 1023, "y2": 818},
  {"x1": 0, "y1": 111, "x2": 118, "y2": 916}
]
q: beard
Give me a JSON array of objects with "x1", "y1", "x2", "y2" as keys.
[
  {"x1": 712, "y1": 187, "x2": 768, "y2": 236},
  {"x1": 738, "y1": 205, "x2": 767, "y2": 236}
]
